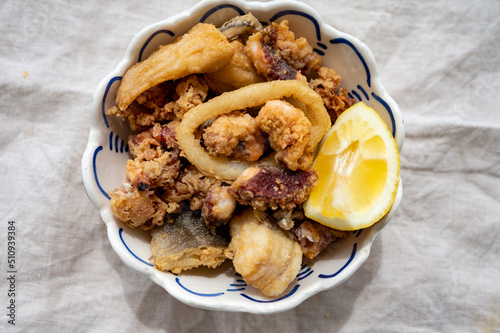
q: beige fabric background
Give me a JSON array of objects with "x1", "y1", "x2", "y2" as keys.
[{"x1": 1, "y1": 0, "x2": 499, "y2": 331}]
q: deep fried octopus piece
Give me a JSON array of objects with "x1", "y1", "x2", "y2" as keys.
[
  {"x1": 294, "y1": 220, "x2": 350, "y2": 259},
  {"x1": 229, "y1": 166, "x2": 318, "y2": 211},
  {"x1": 263, "y1": 20, "x2": 322, "y2": 71},
  {"x1": 309, "y1": 67, "x2": 357, "y2": 122},
  {"x1": 202, "y1": 185, "x2": 237, "y2": 230},
  {"x1": 245, "y1": 20, "x2": 321, "y2": 82}
]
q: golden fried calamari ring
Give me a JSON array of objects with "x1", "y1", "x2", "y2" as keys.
[
  {"x1": 116, "y1": 23, "x2": 233, "y2": 111},
  {"x1": 177, "y1": 80, "x2": 331, "y2": 181}
]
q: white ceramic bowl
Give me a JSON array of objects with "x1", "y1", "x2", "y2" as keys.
[{"x1": 82, "y1": 0, "x2": 404, "y2": 314}]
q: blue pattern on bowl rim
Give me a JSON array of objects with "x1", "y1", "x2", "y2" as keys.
[{"x1": 81, "y1": 0, "x2": 404, "y2": 314}]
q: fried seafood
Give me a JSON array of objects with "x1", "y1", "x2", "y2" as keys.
[
  {"x1": 225, "y1": 209, "x2": 302, "y2": 297},
  {"x1": 126, "y1": 123, "x2": 181, "y2": 190},
  {"x1": 203, "y1": 111, "x2": 266, "y2": 162},
  {"x1": 115, "y1": 23, "x2": 233, "y2": 110},
  {"x1": 295, "y1": 220, "x2": 350, "y2": 259},
  {"x1": 245, "y1": 20, "x2": 321, "y2": 81},
  {"x1": 229, "y1": 166, "x2": 318, "y2": 211},
  {"x1": 176, "y1": 80, "x2": 331, "y2": 181},
  {"x1": 166, "y1": 75, "x2": 209, "y2": 120},
  {"x1": 151, "y1": 209, "x2": 228, "y2": 274},
  {"x1": 202, "y1": 185, "x2": 237, "y2": 229},
  {"x1": 256, "y1": 100, "x2": 313, "y2": 170},
  {"x1": 159, "y1": 165, "x2": 221, "y2": 212},
  {"x1": 205, "y1": 40, "x2": 264, "y2": 94},
  {"x1": 217, "y1": 13, "x2": 263, "y2": 40},
  {"x1": 309, "y1": 67, "x2": 356, "y2": 122},
  {"x1": 106, "y1": 82, "x2": 176, "y2": 131},
  {"x1": 105, "y1": 14, "x2": 359, "y2": 297},
  {"x1": 109, "y1": 183, "x2": 169, "y2": 230}
]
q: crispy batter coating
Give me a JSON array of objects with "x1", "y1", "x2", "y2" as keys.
[
  {"x1": 165, "y1": 75, "x2": 209, "y2": 120},
  {"x1": 295, "y1": 220, "x2": 350, "y2": 259},
  {"x1": 203, "y1": 112, "x2": 266, "y2": 162},
  {"x1": 106, "y1": 82, "x2": 176, "y2": 131},
  {"x1": 226, "y1": 209, "x2": 302, "y2": 297},
  {"x1": 176, "y1": 80, "x2": 330, "y2": 181},
  {"x1": 246, "y1": 31, "x2": 298, "y2": 81},
  {"x1": 126, "y1": 123, "x2": 181, "y2": 190},
  {"x1": 264, "y1": 20, "x2": 322, "y2": 71},
  {"x1": 159, "y1": 165, "x2": 221, "y2": 212},
  {"x1": 229, "y1": 166, "x2": 318, "y2": 211},
  {"x1": 109, "y1": 183, "x2": 170, "y2": 230},
  {"x1": 309, "y1": 67, "x2": 357, "y2": 122},
  {"x1": 245, "y1": 20, "x2": 321, "y2": 81},
  {"x1": 256, "y1": 100, "x2": 313, "y2": 170},
  {"x1": 202, "y1": 185, "x2": 237, "y2": 229},
  {"x1": 205, "y1": 40, "x2": 264, "y2": 93},
  {"x1": 151, "y1": 209, "x2": 228, "y2": 273},
  {"x1": 116, "y1": 23, "x2": 233, "y2": 110}
]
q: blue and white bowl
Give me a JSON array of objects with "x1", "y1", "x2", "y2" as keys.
[{"x1": 81, "y1": 0, "x2": 404, "y2": 314}]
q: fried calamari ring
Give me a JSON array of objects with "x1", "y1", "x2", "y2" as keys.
[
  {"x1": 176, "y1": 80, "x2": 331, "y2": 181},
  {"x1": 116, "y1": 23, "x2": 233, "y2": 111}
]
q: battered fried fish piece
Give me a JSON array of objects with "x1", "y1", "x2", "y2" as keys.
[
  {"x1": 229, "y1": 165, "x2": 318, "y2": 211},
  {"x1": 309, "y1": 67, "x2": 357, "y2": 122},
  {"x1": 225, "y1": 209, "x2": 302, "y2": 298},
  {"x1": 256, "y1": 100, "x2": 313, "y2": 170},
  {"x1": 295, "y1": 220, "x2": 350, "y2": 259},
  {"x1": 115, "y1": 23, "x2": 233, "y2": 110},
  {"x1": 203, "y1": 111, "x2": 266, "y2": 162},
  {"x1": 151, "y1": 209, "x2": 228, "y2": 274}
]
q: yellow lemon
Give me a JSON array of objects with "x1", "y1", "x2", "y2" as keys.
[{"x1": 304, "y1": 102, "x2": 400, "y2": 230}]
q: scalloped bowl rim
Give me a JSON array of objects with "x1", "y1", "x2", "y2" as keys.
[{"x1": 82, "y1": 0, "x2": 404, "y2": 314}]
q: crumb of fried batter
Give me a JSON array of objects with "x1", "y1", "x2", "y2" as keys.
[{"x1": 309, "y1": 67, "x2": 357, "y2": 122}]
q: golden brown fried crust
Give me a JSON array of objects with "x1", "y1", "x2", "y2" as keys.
[
  {"x1": 106, "y1": 82, "x2": 176, "y2": 131},
  {"x1": 309, "y1": 67, "x2": 357, "y2": 122},
  {"x1": 126, "y1": 123, "x2": 181, "y2": 190},
  {"x1": 205, "y1": 40, "x2": 264, "y2": 93},
  {"x1": 294, "y1": 220, "x2": 350, "y2": 259},
  {"x1": 203, "y1": 111, "x2": 266, "y2": 162},
  {"x1": 263, "y1": 20, "x2": 322, "y2": 72},
  {"x1": 229, "y1": 166, "x2": 318, "y2": 211},
  {"x1": 166, "y1": 75, "x2": 209, "y2": 120},
  {"x1": 256, "y1": 100, "x2": 313, "y2": 170},
  {"x1": 115, "y1": 23, "x2": 233, "y2": 111},
  {"x1": 109, "y1": 185, "x2": 170, "y2": 230}
]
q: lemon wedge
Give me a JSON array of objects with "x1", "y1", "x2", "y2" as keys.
[{"x1": 304, "y1": 102, "x2": 400, "y2": 230}]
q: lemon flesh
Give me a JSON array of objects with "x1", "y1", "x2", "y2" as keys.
[{"x1": 304, "y1": 102, "x2": 400, "y2": 231}]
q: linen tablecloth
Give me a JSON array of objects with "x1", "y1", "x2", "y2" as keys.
[{"x1": 1, "y1": 0, "x2": 499, "y2": 331}]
